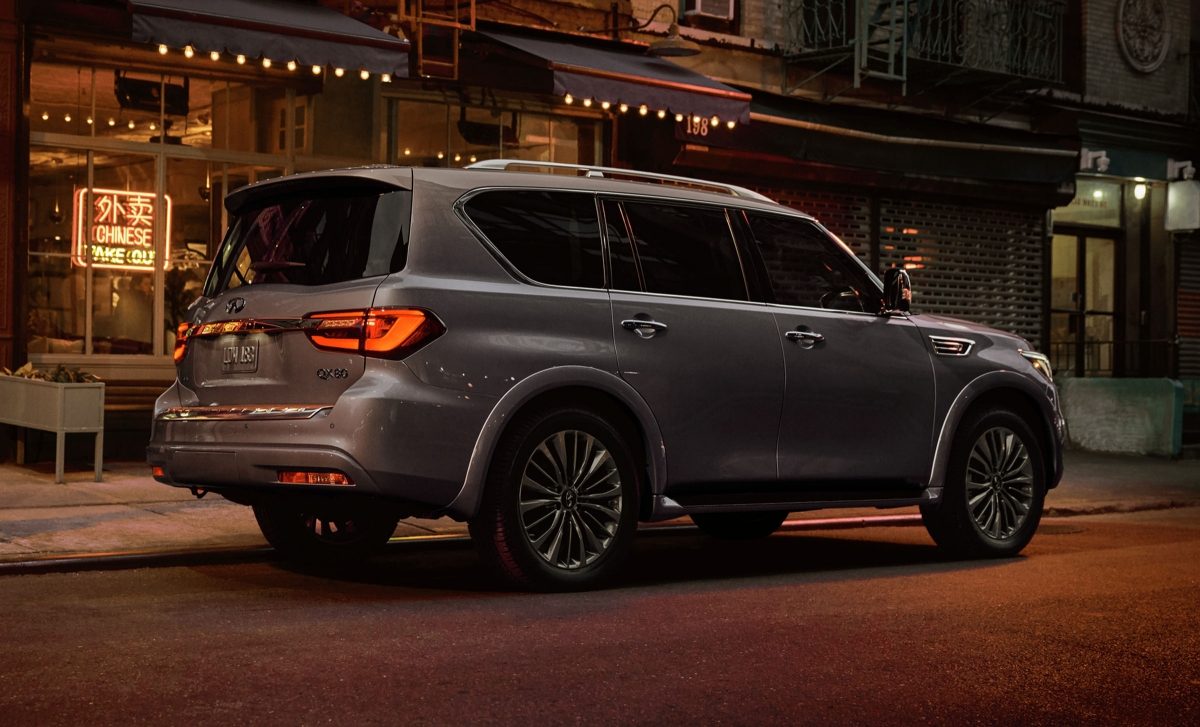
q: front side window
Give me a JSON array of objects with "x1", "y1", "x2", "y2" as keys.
[
  {"x1": 745, "y1": 213, "x2": 880, "y2": 313},
  {"x1": 617, "y1": 201, "x2": 747, "y2": 301},
  {"x1": 463, "y1": 190, "x2": 603, "y2": 288},
  {"x1": 204, "y1": 189, "x2": 410, "y2": 297}
]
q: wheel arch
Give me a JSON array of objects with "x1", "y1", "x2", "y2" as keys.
[
  {"x1": 443, "y1": 366, "x2": 666, "y2": 521},
  {"x1": 929, "y1": 371, "x2": 1062, "y2": 491}
]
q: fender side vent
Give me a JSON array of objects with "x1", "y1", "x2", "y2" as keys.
[{"x1": 930, "y1": 336, "x2": 975, "y2": 356}]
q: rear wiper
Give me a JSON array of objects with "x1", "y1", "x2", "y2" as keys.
[{"x1": 249, "y1": 261, "x2": 307, "y2": 272}]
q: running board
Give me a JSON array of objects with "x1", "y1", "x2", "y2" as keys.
[{"x1": 649, "y1": 488, "x2": 942, "y2": 521}]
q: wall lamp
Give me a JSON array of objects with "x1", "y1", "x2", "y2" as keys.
[
  {"x1": 1167, "y1": 158, "x2": 1196, "y2": 180},
  {"x1": 1080, "y1": 148, "x2": 1110, "y2": 173},
  {"x1": 578, "y1": 3, "x2": 702, "y2": 57}
]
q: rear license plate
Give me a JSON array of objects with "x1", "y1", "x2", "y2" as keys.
[{"x1": 221, "y1": 340, "x2": 259, "y2": 374}]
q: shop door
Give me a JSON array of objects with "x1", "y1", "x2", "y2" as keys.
[{"x1": 1049, "y1": 233, "x2": 1118, "y2": 376}]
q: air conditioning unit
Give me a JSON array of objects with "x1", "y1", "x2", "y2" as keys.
[{"x1": 684, "y1": 0, "x2": 736, "y2": 22}]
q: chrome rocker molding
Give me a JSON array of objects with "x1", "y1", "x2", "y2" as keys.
[{"x1": 652, "y1": 489, "x2": 943, "y2": 519}]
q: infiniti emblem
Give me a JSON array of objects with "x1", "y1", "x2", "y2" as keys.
[{"x1": 225, "y1": 297, "x2": 246, "y2": 314}]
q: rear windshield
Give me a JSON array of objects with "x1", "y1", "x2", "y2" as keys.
[{"x1": 203, "y1": 190, "x2": 411, "y2": 297}]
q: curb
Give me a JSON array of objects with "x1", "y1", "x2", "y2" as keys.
[
  {"x1": 1044, "y1": 500, "x2": 1199, "y2": 518},
  {"x1": 3, "y1": 504, "x2": 1195, "y2": 576},
  {"x1": 0, "y1": 513, "x2": 926, "y2": 576}
]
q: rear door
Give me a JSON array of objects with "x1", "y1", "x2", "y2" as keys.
[
  {"x1": 604, "y1": 198, "x2": 784, "y2": 487},
  {"x1": 178, "y1": 181, "x2": 412, "y2": 406},
  {"x1": 741, "y1": 211, "x2": 936, "y2": 487}
]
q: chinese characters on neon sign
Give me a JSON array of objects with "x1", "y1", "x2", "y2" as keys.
[{"x1": 72, "y1": 188, "x2": 172, "y2": 270}]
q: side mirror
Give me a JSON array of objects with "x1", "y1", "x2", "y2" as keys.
[{"x1": 882, "y1": 268, "x2": 911, "y2": 314}]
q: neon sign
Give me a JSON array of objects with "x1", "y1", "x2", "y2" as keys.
[{"x1": 72, "y1": 188, "x2": 172, "y2": 270}]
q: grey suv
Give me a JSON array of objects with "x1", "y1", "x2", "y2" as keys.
[{"x1": 148, "y1": 161, "x2": 1065, "y2": 590}]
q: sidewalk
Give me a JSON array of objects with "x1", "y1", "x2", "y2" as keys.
[{"x1": 1, "y1": 451, "x2": 1197, "y2": 565}]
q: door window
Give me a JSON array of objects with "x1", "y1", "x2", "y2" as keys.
[
  {"x1": 1049, "y1": 232, "x2": 1117, "y2": 376},
  {"x1": 744, "y1": 213, "x2": 880, "y2": 313},
  {"x1": 616, "y1": 201, "x2": 747, "y2": 301},
  {"x1": 463, "y1": 190, "x2": 603, "y2": 288}
]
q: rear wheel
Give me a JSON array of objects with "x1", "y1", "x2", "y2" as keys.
[
  {"x1": 921, "y1": 408, "x2": 1045, "y2": 558},
  {"x1": 253, "y1": 501, "x2": 400, "y2": 564},
  {"x1": 469, "y1": 407, "x2": 639, "y2": 591},
  {"x1": 691, "y1": 511, "x2": 788, "y2": 540}
]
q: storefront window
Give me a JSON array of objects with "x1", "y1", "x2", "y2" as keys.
[
  {"x1": 28, "y1": 56, "x2": 299, "y2": 365},
  {"x1": 387, "y1": 98, "x2": 603, "y2": 167},
  {"x1": 28, "y1": 147, "x2": 88, "y2": 354},
  {"x1": 1051, "y1": 179, "x2": 1123, "y2": 227}
]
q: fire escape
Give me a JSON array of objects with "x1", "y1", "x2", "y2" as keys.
[{"x1": 784, "y1": 0, "x2": 1065, "y2": 100}]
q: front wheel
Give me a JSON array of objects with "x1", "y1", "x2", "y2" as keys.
[
  {"x1": 469, "y1": 407, "x2": 640, "y2": 591},
  {"x1": 253, "y1": 501, "x2": 400, "y2": 565},
  {"x1": 921, "y1": 408, "x2": 1046, "y2": 558}
]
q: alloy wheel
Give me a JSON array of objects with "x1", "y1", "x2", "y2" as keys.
[
  {"x1": 965, "y1": 426, "x2": 1035, "y2": 540},
  {"x1": 518, "y1": 430, "x2": 623, "y2": 570}
]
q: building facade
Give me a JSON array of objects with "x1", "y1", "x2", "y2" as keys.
[{"x1": 1, "y1": 0, "x2": 1197, "y2": 459}]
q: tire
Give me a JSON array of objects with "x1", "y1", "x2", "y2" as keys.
[
  {"x1": 253, "y1": 501, "x2": 400, "y2": 565},
  {"x1": 468, "y1": 407, "x2": 640, "y2": 591},
  {"x1": 691, "y1": 511, "x2": 788, "y2": 540},
  {"x1": 921, "y1": 408, "x2": 1046, "y2": 558}
]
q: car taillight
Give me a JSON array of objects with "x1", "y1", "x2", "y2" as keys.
[
  {"x1": 172, "y1": 322, "x2": 191, "y2": 364},
  {"x1": 304, "y1": 308, "x2": 444, "y2": 358}
]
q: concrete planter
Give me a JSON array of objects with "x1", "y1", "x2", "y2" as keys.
[
  {"x1": 0, "y1": 374, "x2": 105, "y2": 482},
  {"x1": 1058, "y1": 378, "x2": 1184, "y2": 457}
]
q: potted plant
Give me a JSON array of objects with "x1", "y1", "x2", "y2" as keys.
[{"x1": 0, "y1": 363, "x2": 104, "y2": 483}]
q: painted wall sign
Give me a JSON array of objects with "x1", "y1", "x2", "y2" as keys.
[{"x1": 71, "y1": 188, "x2": 172, "y2": 270}]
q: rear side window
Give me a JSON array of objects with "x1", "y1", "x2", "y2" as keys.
[
  {"x1": 618, "y1": 201, "x2": 747, "y2": 301},
  {"x1": 745, "y1": 213, "x2": 880, "y2": 313},
  {"x1": 204, "y1": 189, "x2": 410, "y2": 297},
  {"x1": 463, "y1": 190, "x2": 603, "y2": 288}
]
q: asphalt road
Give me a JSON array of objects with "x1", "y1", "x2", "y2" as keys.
[{"x1": 1, "y1": 510, "x2": 1197, "y2": 725}]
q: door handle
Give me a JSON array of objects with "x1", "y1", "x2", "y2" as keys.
[
  {"x1": 621, "y1": 319, "x2": 669, "y2": 333},
  {"x1": 785, "y1": 330, "x2": 824, "y2": 343}
]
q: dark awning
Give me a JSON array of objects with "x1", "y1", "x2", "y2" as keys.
[
  {"x1": 473, "y1": 30, "x2": 751, "y2": 124},
  {"x1": 129, "y1": 0, "x2": 409, "y2": 76},
  {"x1": 678, "y1": 93, "x2": 1079, "y2": 188}
]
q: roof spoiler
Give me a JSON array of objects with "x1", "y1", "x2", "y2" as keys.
[{"x1": 224, "y1": 166, "x2": 413, "y2": 215}]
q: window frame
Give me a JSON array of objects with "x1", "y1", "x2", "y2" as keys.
[
  {"x1": 454, "y1": 187, "x2": 610, "y2": 292},
  {"x1": 598, "y1": 194, "x2": 756, "y2": 304},
  {"x1": 737, "y1": 209, "x2": 886, "y2": 317}
]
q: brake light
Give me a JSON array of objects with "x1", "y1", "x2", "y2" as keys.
[
  {"x1": 307, "y1": 312, "x2": 364, "y2": 352},
  {"x1": 172, "y1": 322, "x2": 191, "y2": 364},
  {"x1": 304, "y1": 308, "x2": 444, "y2": 358}
]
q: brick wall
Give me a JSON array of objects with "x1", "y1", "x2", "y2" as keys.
[
  {"x1": 630, "y1": 1, "x2": 787, "y2": 45},
  {"x1": 1084, "y1": 0, "x2": 1190, "y2": 115}
]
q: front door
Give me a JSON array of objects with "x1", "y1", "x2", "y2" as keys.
[
  {"x1": 604, "y1": 199, "x2": 784, "y2": 487},
  {"x1": 1049, "y1": 232, "x2": 1118, "y2": 376},
  {"x1": 741, "y1": 211, "x2": 936, "y2": 488}
]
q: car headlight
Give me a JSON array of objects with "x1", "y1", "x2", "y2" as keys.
[{"x1": 1019, "y1": 350, "x2": 1053, "y2": 382}]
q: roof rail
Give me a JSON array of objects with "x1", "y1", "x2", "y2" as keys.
[{"x1": 464, "y1": 159, "x2": 776, "y2": 203}]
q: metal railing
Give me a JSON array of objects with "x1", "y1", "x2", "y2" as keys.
[
  {"x1": 1048, "y1": 339, "x2": 1179, "y2": 378},
  {"x1": 785, "y1": 0, "x2": 1065, "y2": 85}
]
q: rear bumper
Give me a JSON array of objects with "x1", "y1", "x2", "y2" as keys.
[{"x1": 147, "y1": 363, "x2": 495, "y2": 513}]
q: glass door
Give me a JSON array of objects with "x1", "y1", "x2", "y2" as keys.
[{"x1": 1049, "y1": 233, "x2": 1117, "y2": 376}]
